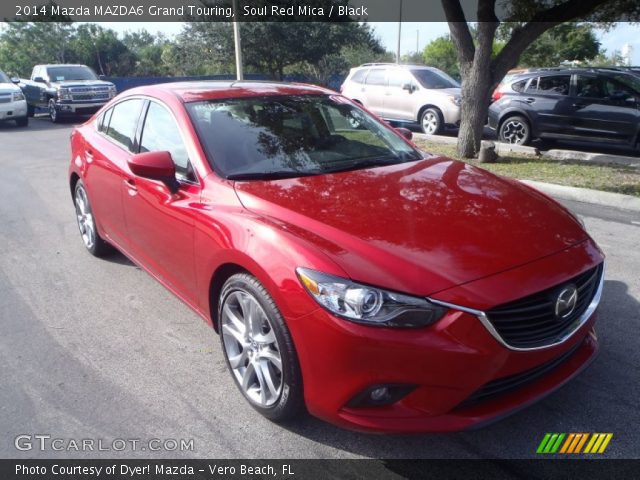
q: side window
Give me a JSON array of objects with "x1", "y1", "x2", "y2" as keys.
[
  {"x1": 511, "y1": 79, "x2": 527, "y2": 93},
  {"x1": 365, "y1": 69, "x2": 387, "y2": 86},
  {"x1": 106, "y1": 99, "x2": 144, "y2": 151},
  {"x1": 536, "y1": 75, "x2": 571, "y2": 96},
  {"x1": 351, "y1": 70, "x2": 367, "y2": 84},
  {"x1": 98, "y1": 107, "x2": 113, "y2": 133},
  {"x1": 576, "y1": 75, "x2": 607, "y2": 99},
  {"x1": 388, "y1": 70, "x2": 412, "y2": 88},
  {"x1": 140, "y1": 102, "x2": 194, "y2": 181}
]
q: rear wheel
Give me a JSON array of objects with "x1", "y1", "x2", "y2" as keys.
[
  {"x1": 219, "y1": 273, "x2": 304, "y2": 422},
  {"x1": 420, "y1": 107, "x2": 443, "y2": 135},
  {"x1": 74, "y1": 181, "x2": 111, "y2": 257},
  {"x1": 499, "y1": 115, "x2": 531, "y2": 145}
]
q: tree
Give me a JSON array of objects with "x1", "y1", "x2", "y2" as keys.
[
  {"x1": 443, "y1": 0, "x2": 640, "y2": 158},
  {"x1": 422, "y1": 36, "x2": 460, "y2": 78},
  {"x1": 71, "y1": 24, "x2": 136, "y2": 76}
]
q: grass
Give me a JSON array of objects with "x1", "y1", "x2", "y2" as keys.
[{"x1": 414, "y1": 139, "x2": 640, "y2": 198}]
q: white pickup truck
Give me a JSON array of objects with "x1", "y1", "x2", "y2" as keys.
[
  {"x1": 0, "y1": 69, "x2": 28, "y2": 127},
  {"x1": 19, "y1": 64, "x2": 116, "y2": 123}
]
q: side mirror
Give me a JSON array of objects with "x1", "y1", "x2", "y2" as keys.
[
  {"x1": 10, "y1": 77, "x2": 20, "y2": 84},
  {"x1": 33, "y1": 77, "x2": 45, "y2": 83},
  {"x1": 127, "y1": 151, "x2": 179, "y2": 193},
  {"x1": 402, "y1": 83, "x2": 414, "y2": 93},
  {"x1": 395, "y1": 127, "x2": 413, "y2": 141}
]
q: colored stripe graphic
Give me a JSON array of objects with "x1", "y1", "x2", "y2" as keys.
[{"x1": 538, "y1": 433, "x2": 613, "y2": 454}]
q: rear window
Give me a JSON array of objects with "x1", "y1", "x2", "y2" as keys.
[
  {"x1": 512, "y1": 79, "x2": 527, "y2": 92},
  {"x1": 527, "y1": 75, "x2": 571, "y2": 96}
]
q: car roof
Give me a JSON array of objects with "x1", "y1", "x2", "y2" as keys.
[
  {"x1": 357, "y1": 63, "x2": 438, "y2": 71},
  {"x1": 506, "y1": 68, "x2": 636, "y2": 82},
  {"x1": 123, "y1": 80, "x2": 334, "y2": 103}
]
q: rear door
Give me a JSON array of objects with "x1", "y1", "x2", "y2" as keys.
[
  {"x1": 568, "y1": 73, "x2": 640, "y2": 143},
  {"x1": 83, "y1": 98, "x2": 145, "y2": 248},
  {"x1": 361, "y1": 68, "x2": 388, "y2": 116},
  {"x1": 382, "y1": 69, "x2": 417, "y2": 121},
  {"x1": 121, "y1": 100, "x2": 199, "y2": 301},
  {"x1": 522, "y1": 74, "x2": 574, "y2": 136}
]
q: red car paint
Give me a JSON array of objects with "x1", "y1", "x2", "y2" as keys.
[{"x1": 69, "y1": 82, "x2": 604, "y2": 433}]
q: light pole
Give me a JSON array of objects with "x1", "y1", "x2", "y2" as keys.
[
  {"x1": 232, "y1": 0, "x2": 243, "y2": 80},
  {"x1": 395, "y1": 0, "x2": 403, "y2": 63}
]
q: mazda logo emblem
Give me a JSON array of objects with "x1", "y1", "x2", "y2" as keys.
[{"x1": 555, "y1": 285, "x2": 578, "y2": 319}]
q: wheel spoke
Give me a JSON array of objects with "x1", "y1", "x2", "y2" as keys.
[
  {"x1": 228, "y1": 349, "x2": 248, "y2": 369},
  {"x1": 253, "y1": 328, "x2": 276, "y2": 345},
  {"x1": 223, "y1": 304, "x2": 245, "y2": 334},
  {"x1": 257, "y1": 348, "x2": 282, "y2": 372},
  {"x1": 252, "y1": 360, "x2": 268, "y2": 404},
  {"x1": 258, "y1": 359, "x2": 279, "y2": 398},
  {"x1": 241, "y1": 362, "x2": 256, "y2": 391}
]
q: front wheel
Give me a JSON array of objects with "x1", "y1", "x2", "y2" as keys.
[
  {"x1": 499, "y1": 116, "x2": 531, "y2": 145},
  {"x1": 218, "y1": 273, "x2": 304, "y2": 422},
  {"x1": 49, "y1": 99, "x2": 61, "y2": 123},
  {"x1": 420, "y1": 108, "x2": 443, "y2": 135}
]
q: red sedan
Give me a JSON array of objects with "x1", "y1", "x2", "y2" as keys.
[{"x1": 69, "y1": 81, "x2": 604, "y2": 433}]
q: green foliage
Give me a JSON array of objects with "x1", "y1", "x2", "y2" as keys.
[{"x1": 422, "y1": 36, "x2": 460, "y2": 78}]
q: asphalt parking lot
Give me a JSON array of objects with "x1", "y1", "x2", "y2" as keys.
[{"x1": 1, "y1": 117, "x2": 639, "y2": 460}]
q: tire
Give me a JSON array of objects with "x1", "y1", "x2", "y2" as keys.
[
  {"x1": 49, "y1": 99, "x2": 61, "y2": 123},
  {"x1": 420, "y1": 107, "x2": 443, "y2": 135},
  {"x1": 15, "y1": 116, "x2": 28, "y2": 127},
  {"x1": 73, "y1": 181, "x2": 111, "y2": 257},
  {"x1": 499, "y1": 115, "x2": 531, "y2": 145},
  {"x1": 218, "y1": 273, "x2": 304, "y2": 422},
  {"x1": 27, "y1": 105, "x2": 35, "y2": 117}
]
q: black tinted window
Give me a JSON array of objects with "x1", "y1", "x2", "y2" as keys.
[
  {"x1": 106, "y1": 99, "x2": 144, "y2": 151},
  {"x1": 47, "y1": 66, "x2": 98, "y2": 81},
  {"x1": 529, "y1": 75, "x2": 570, "y2": 96},
  {"x1": 351, "y1": 70, "x2": 366, "y2": 84},
  {"x1": 98, "y1": 107, "x2": 113, "y2": 133},
  {"x1": 411, "y1": 69, "x2": 459, "y2": 89},
  {"x1": 140, "y1": 102, "x2": 193, "y2": 180},
  {"x1": 365, "y1": 69, "x2": 387, "y2": 86},
  {"x1": 512, "y1": 80, "x2": 527, "y2": 92}
]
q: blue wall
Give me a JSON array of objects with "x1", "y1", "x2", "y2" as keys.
[{"x1": 105, "y1": 74, "x2": 346, "y2": 93}]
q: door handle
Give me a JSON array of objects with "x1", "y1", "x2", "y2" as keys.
[
  {"x1": 85, "y1": 149, "x2": 94, "y2": 161},
  {"x1": 524, "y1": 98, "x2": 536, "y2": 104},
  {"x1": 124, "y1": 178, "x2": 138, "y2": 195}
]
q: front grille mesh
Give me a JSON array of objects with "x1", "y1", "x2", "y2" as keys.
[
  {"x1": 486, "y1": 263, "x2": 603, "y2": 349},
  {"x1": 0, "y1": 95, "x2": 11, "y2": 104}
]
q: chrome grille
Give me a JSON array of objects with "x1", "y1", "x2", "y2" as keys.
[
  {"x1": 0, "y1": 95, "x2": 11, "y2": 104},
  {"x1": 486, "y1": 264, "x2": 603, "y2": 349},
  {"x1": 69, "y1": 86, "x2": 110, "y2": 102}
]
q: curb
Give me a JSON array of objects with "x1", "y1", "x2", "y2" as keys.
[{"x1": 521, "y1": 180, "x2": 640, "y2": 213}]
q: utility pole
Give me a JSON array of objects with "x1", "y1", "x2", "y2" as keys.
[
  {"x1": 232, "y1": 0, "x2": 243, "y2": 80},
  {"x1": 396, "y1": 0, "x2": 403, "y2": 63}
]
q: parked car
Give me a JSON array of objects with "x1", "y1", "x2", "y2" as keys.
[
  {"x1": 69, "y1": 81, "x2": 604, "y2": 433},
  {"x1": 20, "y1": 64, "x2": 116, "y2": 123},
  {"x1": 0, "y1": 69, "x2": 28, "y2": 127},
  {"x1": 340, "y1": 63, "x2": 461, "y2": 135},
  {"x1": 489, "y1": 68, "x2": 640, "y2": 147}
]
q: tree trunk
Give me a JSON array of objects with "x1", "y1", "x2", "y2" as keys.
[{"x1": 457, "y1": 66, "x2": 492, "y2": 158}]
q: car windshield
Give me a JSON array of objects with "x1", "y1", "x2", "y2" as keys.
[
  {"x1": 0, "y1": 70, "x2": 10, "y2": 83},
  {"x1": 186, "y1": 94, "x2": 423, "y2": 180},
  {"x1": 411, "y1": 69, "x2": 459, "y2": 89},
  {"x1": 46, "y1": 66, "x2": 98, "y2": 81}
]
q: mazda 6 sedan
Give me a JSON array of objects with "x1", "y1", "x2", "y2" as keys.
[{"x1": 69, "y1": 81, "x2": 605, "y2": 433}]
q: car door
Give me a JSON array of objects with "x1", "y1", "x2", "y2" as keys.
[
  {"x1": 361, "y1": 68, "x2": 388, "y2": 116},
  {"x1": 383, "y1": 69, "x2": 417, "y2": 121},
  {"x1": 568, "y1": 74, "x2": 640, "y2": 143},
  {"x1": 522, "y1": 74, "x2": 574, "y2": 136},
  {"x1": 121, "y1": 100, "x2": 199, "y2": 301},
  {"x1": 84, "y1": 98, "x2": 145, "y2": 249}
]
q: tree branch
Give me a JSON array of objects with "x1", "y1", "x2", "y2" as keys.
[{"x1": 441, "y1": 0, "x2": 474, "y2": 65}]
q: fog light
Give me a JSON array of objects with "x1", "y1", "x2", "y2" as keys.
[{"x1": 346, "y1": 384, "x2": 416, "y2": 408}]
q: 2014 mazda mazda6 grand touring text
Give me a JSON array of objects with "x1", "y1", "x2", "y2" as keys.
[{"x1": 68, "y1": 81, "x2": 605, "y2": 433}]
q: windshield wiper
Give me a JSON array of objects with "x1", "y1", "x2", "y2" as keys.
[{"x1": 227, "y1": 171, "x2": 309, "y2": 181}]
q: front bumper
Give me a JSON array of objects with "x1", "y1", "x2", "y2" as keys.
[
  {"x1": 0, "y1": 100, "x2": 27, "y2": 120},
  {"x1": 55, "y1": 101, "x2": 107, "y2": 116},
  {"x1": 286, "y1": 242, "x2": 603, "y2": 433}
]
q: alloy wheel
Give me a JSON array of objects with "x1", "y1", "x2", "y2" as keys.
[
  {"x1": 75, "y1": 186, "x2": 95, "y2": 249},
  {"x1": 501, "y1": 119, "x2": 528, "y2": 144},
  {"x1": 422, "y1": 111, "x2": 439, "y2": 134},
  {"x1": 221, "y1": 290, "x2": 283, "y2": 407}
]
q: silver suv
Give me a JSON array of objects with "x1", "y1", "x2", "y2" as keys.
[{"x1": 340, "y1": 64, "x2": 461, "y2": 134}]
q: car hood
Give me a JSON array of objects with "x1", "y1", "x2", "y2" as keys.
[
  {"x1": 234, "y1": 157, "x2": 588, "y2": 296},
  {"x1": 51, "y1": 79, "x2": 113, "y2": 88},
  {"x1": 0, "y1": 82, "x2": 21, "y2": 94}
]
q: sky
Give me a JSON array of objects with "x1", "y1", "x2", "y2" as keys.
[{"x1": 97, "y1": 21, "x2": 640, "y2": 65}]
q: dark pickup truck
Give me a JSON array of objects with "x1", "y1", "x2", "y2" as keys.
[{"x1": 20, "y1": 64, "x2": 116, "y2": 122}]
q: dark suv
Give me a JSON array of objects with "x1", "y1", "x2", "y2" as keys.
[{"x1": 488, "y1": 68, "x2": 640, "y2": 148}]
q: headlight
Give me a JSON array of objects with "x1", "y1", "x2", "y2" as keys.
[
  {"x1": 448, "y1": 95, "x2": 461, "y2": 106},
  {"x1": 58, "y1": 88, "x2": 72, "y2": 101},
  {"x1": 11, "y1": 91, "x2": 24, "y2": 102},
  {"x1": 108, "y1": 85, "x2": 117, "y2": 98},
  {"x1": 296, "y1": 268, "x2": 447, "y2": 328}
]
